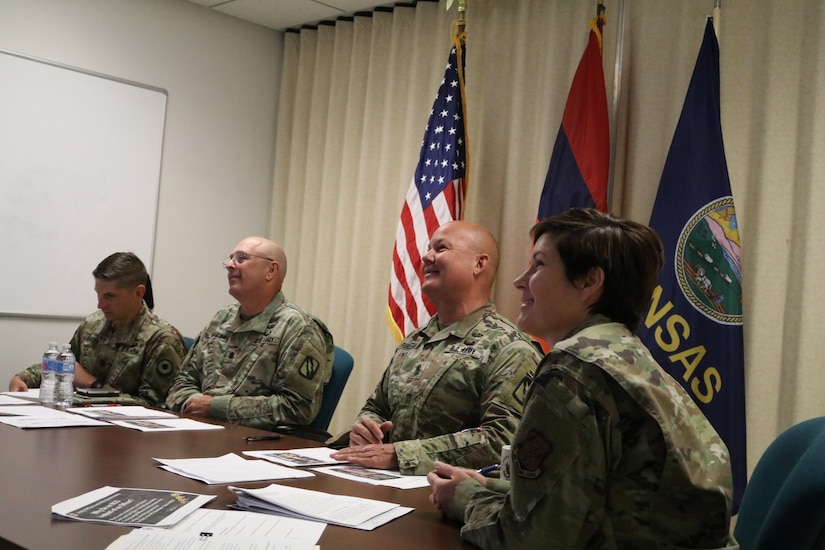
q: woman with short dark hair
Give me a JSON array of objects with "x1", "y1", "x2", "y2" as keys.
[{"x1": 428, "y1": 208, "x2": 738, "y2": 550}]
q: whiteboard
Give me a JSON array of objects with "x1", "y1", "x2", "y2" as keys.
[{"x1": 0, "y1": 49, "x2": 167, "y2": 318}]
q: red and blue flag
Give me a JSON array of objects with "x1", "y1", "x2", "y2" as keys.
[{"x1": 537, "y1": 13, "x2": 609, "y2": 220}]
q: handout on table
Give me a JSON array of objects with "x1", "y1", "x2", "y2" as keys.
[
  {"x1": 108, "y1": 417, "x2": 224, "y2": 432},
  {"x1": 67, "y1": 405, "x2": 178, "y2": 420},
  {"x1": 312, "y1": 464, "x2": 430, "y2": 489},
  {"x1": 229, "y1": 483, "x2": 413, "y2": 530},
  {"x1": 155, "y1": 453, "x2": 315, "y2": 484},
  {"x1": 243, "y1": 447, "x2": 346, "y2": 467},
  {"x1": 1, "y1": 389, "x2": 39, "y2": 399},
  {"x1": 52, "y1": 486, "x2": 215, "y2": 528},
  {"x1": 0, "y1": 405, "x2": 109, "y2": 428},
  {"x1": 0, "y1": 394, "x2": 32, "y2": 406}
]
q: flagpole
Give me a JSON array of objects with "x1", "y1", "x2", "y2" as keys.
[
  {"x1": 608, "y1": 0, "x2": 626, "y2": 212},
  {"x1": 713, "y1": 0, "x2": 721, "y2": 37},
  {"x1": 452, "y1": 0, "x2": 468, "y2": 218}
]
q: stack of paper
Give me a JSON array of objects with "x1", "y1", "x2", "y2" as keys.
[
  {"x1": 1, "y1": 389, "x2": 40, "y2": 400},
  {"x1": 229, "y1": 483, "x2": 413, "y2": 530},
  {"x1": 0, "y1": 394, "x2": 32, "y2": 405},
  {"x1": 67, "y1": 405, "x2": 178, "y2": 421},
  {"x1": 155, "y1": 453, "x2": 315, "y2": 484},
  {"x1": 0, "y1": 405, "x2": 109, "y2": 428}
]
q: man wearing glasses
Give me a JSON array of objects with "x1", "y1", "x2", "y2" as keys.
[{"x1": 166, "y1": 236, "x2": 334, "y2": 430}]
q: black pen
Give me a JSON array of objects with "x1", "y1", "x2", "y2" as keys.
[
  {"x1": 244, "y1": 435, "x2": 282, "y2": 441},
  {"x1": 477, "y1": 463, "x2": 500, "y2": 475}
]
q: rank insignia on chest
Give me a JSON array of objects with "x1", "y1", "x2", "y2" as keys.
[{"x1": 444, "y1": 344, "x2": 489, "y2": 363}]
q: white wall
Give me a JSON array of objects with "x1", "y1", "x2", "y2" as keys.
[{"x1": 0, "y1": 0, "x2": 282, "y2": 376}]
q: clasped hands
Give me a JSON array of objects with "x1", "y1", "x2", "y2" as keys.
[
  {"x1": 330, "y1": 416, "x2": 399, "y2": 469},
  {"x1": 330, "y1": 416, "x2": 486, "y2": 515}
]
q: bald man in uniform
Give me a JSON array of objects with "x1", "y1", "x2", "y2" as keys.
[
  {"x1": 332, "y1": 221, "x2": 541, "y2": 474},
  {"x1": 166, "y1": 236, "x2": 334, "y2": 430}
]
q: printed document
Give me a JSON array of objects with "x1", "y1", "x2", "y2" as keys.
[
  {"x1": 155, "y1": 453, "x2": 315, "y2": 484},
  {"x1": 312, "y1": 465, "x2": 429, "y2": 489},
  {"x1": 229, "y1": 483, "x2": 413, "y2": 530},
  {"x1": 52, "y1": 486, "x2": 215, "y2": 527},
  {"x1": 106, "y1": 508, "x2": 325, "y2": 550},
  {"x1": 243, "y1": 447, "x2": 346, "y2": 467}
]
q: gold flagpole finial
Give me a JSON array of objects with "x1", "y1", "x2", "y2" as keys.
[{"x1": 446, "y1": 0, "x2": 467, "y2": 15}]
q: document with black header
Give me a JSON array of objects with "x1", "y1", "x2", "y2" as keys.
[{"x1": 52, "y1": 486, "x2": 215, "y2": 527}]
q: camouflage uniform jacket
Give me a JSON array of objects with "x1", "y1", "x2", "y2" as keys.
[
  {"x1": 18, "y1": 303, "x2": 186, "y2": 407},
  {"x1": 165, "y1": 292, "x2": 334, "y2": 430},
  {"x1": 358, "y1": 303, "x2": 540, "y2": 475},
  {"x1": 448, "y1": 316, "x2": 738, "y2": 550}
]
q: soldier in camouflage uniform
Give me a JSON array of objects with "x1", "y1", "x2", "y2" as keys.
[
  {"x1": 10, "y1": 252, "x2": 186, "y2": 407},
  {"x1": 331, "y1": 221, "x2": 540, "y2": 475},
  {"x1": 166, "y1": 237, "x2": 334, "y2": 430},
  {"x1": 428, "y1": 209, "x2": 739, "y2": 550}
]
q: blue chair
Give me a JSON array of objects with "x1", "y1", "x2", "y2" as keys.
[
  {"x1": 734, "y1": 416, "x2": 825, "y2": 549},
  {"x1": 183, "y1": 336, "x2": 196, "y2": 351},
  {"x1": 311, "y1": 345, "x2": 354, "y2": 431},
  {"x1": 272, "y1": 345, "x2": 354, "y2": 442}
]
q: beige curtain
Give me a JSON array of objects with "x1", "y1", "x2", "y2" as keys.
[{"x1": 271, "y1": 0, "x2": 825, "y2": 481}]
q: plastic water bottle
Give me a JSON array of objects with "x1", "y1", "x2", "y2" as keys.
[
  {"x1": 38, "y1": 341, "x2": 60, "y2": 405},
  {"x1": 54, "y1": 344, "x2": 76, "y2": 408}
]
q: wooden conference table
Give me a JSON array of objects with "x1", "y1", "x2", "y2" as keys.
[{"x1": 0, "y1": 411, "x2": 473, "y2": 549}]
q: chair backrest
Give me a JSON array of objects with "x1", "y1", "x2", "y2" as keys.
[
  {"x1": 310, "y1": 345, "x2": 354, "y2": 431},
  {"x1": 734, "y1": 416, "x2": 825, "y2": 550},
  {"x1": 183, "y1": 336, "x2": 195, "y2": 351}
]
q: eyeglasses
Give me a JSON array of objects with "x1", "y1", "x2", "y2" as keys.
[{"x1": 222, "y1": 251, "x2": 274, "y2": 267}]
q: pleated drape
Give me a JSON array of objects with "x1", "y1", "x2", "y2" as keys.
[{"x1": 271, "y1": 0, "x2": 825, "y2": 478}]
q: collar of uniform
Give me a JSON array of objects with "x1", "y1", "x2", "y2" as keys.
[
  {"x1": 230, "y1": 291, "x2": 285, "y2": 333},
  {"x1": 552, "y1": 314, "x2": 625, "y2": 351},
  {"x1": 421, "y1": 301, "x2": 496, "y2": 344},
  {"x1": 104, "y1": 301, "x2": 152, "y2": 344}
]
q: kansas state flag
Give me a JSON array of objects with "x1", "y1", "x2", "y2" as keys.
[
  {"x1": 537, "y1": 13, "x2": 609, "y2": 219},
  {"x1": 638, "y1": 18, "x2": 746, "y2": 511}
]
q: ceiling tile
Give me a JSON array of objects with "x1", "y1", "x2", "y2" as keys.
[
  {"x1": 324, "y1": 0, "x2": 395, "y2": 12},
  {"x1": 213, "y1": 0, "x2": 346, "y2": 31}
]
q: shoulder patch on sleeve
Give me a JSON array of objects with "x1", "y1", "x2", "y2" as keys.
[
  {"x1": 517, "y1": 429, "x2": 552, "y2": 473},
  {"x1": 512, "y1": 374, "x2": 533, "y2": 406},
  {"x1": 299, "y1": 356, "x2": 320, "y2": 380},
  {"x1": 156, "y1": 360, "x2": 174, "y2": 376}
]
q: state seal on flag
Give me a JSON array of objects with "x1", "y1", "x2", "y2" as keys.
[{"x1": 674, "y1": 197, "x2": 743, "y2": 325}]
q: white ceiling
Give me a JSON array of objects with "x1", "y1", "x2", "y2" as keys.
[{"x1": 186, "y1": 0, "x2": 397, "y2": 32}]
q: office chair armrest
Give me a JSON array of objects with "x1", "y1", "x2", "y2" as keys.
[{"x1": 271, "y1": 424, "x2": 333, "y2": 443}]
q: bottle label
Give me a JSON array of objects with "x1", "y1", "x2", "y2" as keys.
[{"x1": 61, "y1": 360, "x2": 75, "y2": 375}]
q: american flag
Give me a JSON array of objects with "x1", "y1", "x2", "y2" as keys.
[{"x1": 387, "y1": 39, "x2": 467, "y2": 340}]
